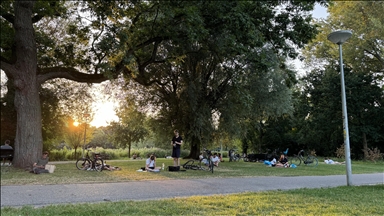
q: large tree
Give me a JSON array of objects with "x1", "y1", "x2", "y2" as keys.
[
  {"x1": 301, "y1": 1, "x2": 384, "y2": 158},
  {"x1": 109, "y1": 100, "x2": 148, "y2": 158},
  {"x1": 120, "y1": 1, "x2": 323, "y2": 158},
  {"x1": 1, "y1": 0, "x2": 326, "y2": 167}
]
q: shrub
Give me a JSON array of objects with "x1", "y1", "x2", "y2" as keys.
[
  {"x1": 335, "y1": 144, "x2": 345, "y2": 159},
  {"x1": 363, "y1": 147, "x2": 383, "y2": 163}
]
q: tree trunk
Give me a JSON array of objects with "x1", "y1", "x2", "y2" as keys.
[
  {"x1": 186, "y1": 135, "x2": 200, "y2": 159},
  {"x1": 12, "y1": 1, "x2": 43, "y2": 169},
  {"x1": 362, "y1": 132, "x2": 368, "y2": 160},
  {"x1": 128, "y1": 142, "x2": 131, "y2": 158}
]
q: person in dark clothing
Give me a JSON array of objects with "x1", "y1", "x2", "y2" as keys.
[
  {"x1": 171, "y1": 130, "x2": 183, "y2": 166},
  {"x1": 32, "y1": 151, "x2": 50, "y2": 174},
  {"x1": 276, "y1": 154, "x2": 289, "y2": 167},
  {"x1": 1, "y1": 140, "x2": 13, "y2": 166}
]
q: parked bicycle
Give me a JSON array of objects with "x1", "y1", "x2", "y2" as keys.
[
  {"x1": 182, "y1": 148, "x2": 214, "y2": 173},
  {"x1": 290, "y1": 150, "x2": 318, "y2": 167},
  {"x1": 76, "y1": 150, "x2": 104, "y2": 172}
]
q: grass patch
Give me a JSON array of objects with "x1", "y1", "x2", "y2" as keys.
[
  {"x1": 1, "y1": 185, "x2": 383, "y2": 215},
  {"x1": 1, "y1": 159, "x2": 383, "y2": 186}
]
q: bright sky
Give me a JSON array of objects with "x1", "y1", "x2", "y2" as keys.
[
  {"x1": 90, "y1": 100, "x2": 119, "y2": 127},
  {"x1": 87, "y1": 82, "x2": 121, "y2": 127},
  {"x1": 0, "y1": 4, "x2": 329, "y2": 128},
  {"x1": 290, "y1": 3, "x2": 328, "y2": 76}
]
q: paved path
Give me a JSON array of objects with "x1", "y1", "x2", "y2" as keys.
[{"x1": 1, "y1": 173, "x2": 383, "y2": 208}]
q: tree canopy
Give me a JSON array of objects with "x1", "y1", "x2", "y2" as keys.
[{"x1": 1, "y1": 0, "x2": 326, "y2": 167}]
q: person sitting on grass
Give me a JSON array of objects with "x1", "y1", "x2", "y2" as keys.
[
  {"x1": 31, "y1": 151, "x2": 50, "y2": 174},
  {"x1": 145, "y1": 154, "x2": 161, "y2": 172},
  {"x1": 276, "y1": 154, "x2": 289, "y2": 168},
  {"x1": 211, "y1": 153, "x2": 220, "y2": 167}
]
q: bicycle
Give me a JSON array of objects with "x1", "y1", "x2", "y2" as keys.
[
  {"x1": 290, "y1": 150, "x2": 318, "y2": 167},
  {"x1": 182, "y1": 148, "x2": 214, "y2": 173},
  {"x1": 76, "y1": 150, "x2": 104, "y2": 172}
]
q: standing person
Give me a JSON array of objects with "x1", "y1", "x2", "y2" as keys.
[
  {"x1": 31, "y1": 151, "x2": 50, "y2": 174},
  {"x1": 171, "y1": 129, "x2": 183, "y2": 166}
]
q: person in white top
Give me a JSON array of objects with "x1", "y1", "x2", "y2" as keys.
[
  {"x1": 324, "y1": 158, "x2": 345, "y2": 165},
  {"x1": 211, "y1": 153, "x2": 220, "y2": 167},
  {"x1": 146, "y1": 154, "x2": 161, "y2": 171}
]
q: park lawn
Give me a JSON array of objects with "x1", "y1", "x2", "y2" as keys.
[
  {"x1": 1, "y1": 185, "x2": 383, "y2": 216},
  {"x1": 1, "y1": 158, "x2": 383, "y2": 185}
]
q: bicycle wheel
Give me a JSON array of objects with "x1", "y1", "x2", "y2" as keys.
[
  {"x1": 304, "y1": 156, "x2": 318, "y2": 167},
  {"x1": 76, "y1": 158, "x2": 91, "y2": 170},
  {"x1": 182, "y1": 160, "x2": 195, "y2": 169},
  {"x1": 94, "y1": 158, "x2": 104, "y2": 172},
  {"x1": 290, "y1": 156, "x2": 301, "y2": 166}
]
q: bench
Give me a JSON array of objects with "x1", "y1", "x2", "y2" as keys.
[{"x1": 0, "y1": 148, "x2": 14, "y2": 165}]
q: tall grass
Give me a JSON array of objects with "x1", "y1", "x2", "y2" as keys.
[{"x1": 48, "y1": 147, "x2": 190, "y2": 161}]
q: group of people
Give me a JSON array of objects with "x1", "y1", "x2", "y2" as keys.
[
  {"x1": 269, "y1": 154, "x2": 290, "y2": 168},
  {"x1": 199, "y1": 152, "x2": 221, "y2": 167}
]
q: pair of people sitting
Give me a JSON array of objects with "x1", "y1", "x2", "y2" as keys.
[
  {"x1": 199, "y1": 152, "x2": 220, "y2": 167},
  {"x1": 270, "y1": 154, "x2": 289, "y2": 167}
]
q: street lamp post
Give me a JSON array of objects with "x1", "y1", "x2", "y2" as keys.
[
  {"x1": 82, "y1": 113, "x2": 90, "y2": 158},
  {"x1": 327, "y1": 30, "x2": 353, "y2": 186}
]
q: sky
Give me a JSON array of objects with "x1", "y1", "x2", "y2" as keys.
[{"x1": 0, "y1": 4, "x2": 330, "y2": 128}]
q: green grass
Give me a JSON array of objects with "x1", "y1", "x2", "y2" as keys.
[
  {"x1": 1, "y1": 158, "x2": 383, "y2": 186},
  {"x1": 1, "y1": 185, "x2": 383, "y2": 216},
  {"x1": 1, "y1": 159, "x2": 383, "y2": 215}
]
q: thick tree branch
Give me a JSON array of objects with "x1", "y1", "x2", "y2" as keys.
[
  {"x1": 1, "y1": 13, "x2": 14, "y2": 24},
  {"x1": 37, "y1": 67, "x2": 110, "y2": 85},
  {"x1": 0, "y1": 60, "x2": 17, "y2": 79}
]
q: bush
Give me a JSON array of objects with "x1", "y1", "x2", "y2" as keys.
[
  {"x1": 335, "y1": 145, "x2": 345, "y2": 159},
  {"x1": 363, "y1": 147, "x2": 383, "y2": 163},
  {"x1": 47, "y1": 147, "x2": 191, "y2": 161}
]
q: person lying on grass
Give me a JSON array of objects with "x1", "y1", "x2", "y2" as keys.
[
  {"x1": 324, "y1": 158, "x2": 345, "y2": 165},
  {"x1": 103, "y1": 161, "x2": 121, "y2": 171}
]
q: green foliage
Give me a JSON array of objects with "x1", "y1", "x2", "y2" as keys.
[
  {"x1": 113, "y1": 1, "x2": 322, "y2": 158},
  {"x1": 305, "y1": 1, "x2": 384, "y2": 76},
  {"x1": 108, "y1": 101, "x2": 149, "y2": 157},
  {"x1": 335, "y1": 144, "x2": 345, "y2": 159},
  {"x1": 47, "y1": 147, "x2": 190, "y2": 161},
  {"x1": 0, "y1": 0, "x2": 326, "y2": 168}
]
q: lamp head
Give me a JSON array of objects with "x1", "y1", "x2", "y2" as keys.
[{"x1": 327, "y1": 30, "x2": 352, "y2": 45}]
